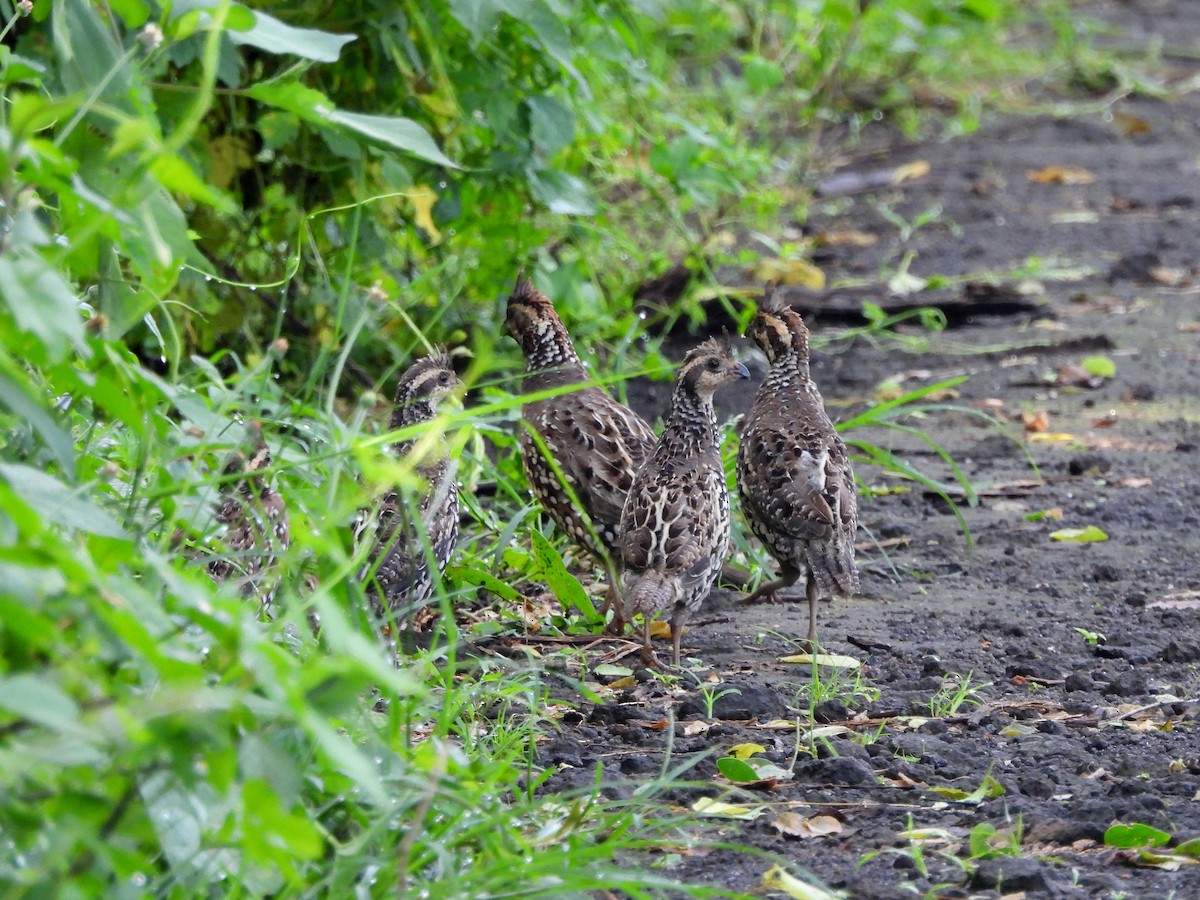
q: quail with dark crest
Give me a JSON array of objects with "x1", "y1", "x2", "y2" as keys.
[
  {"x1": 505, "y1": 273, "x2": 657, "y2": 629},
  {"x1": 620, "y1": 336, "x2": 749, "y2": 666},
  {"x1": 359, "y1": 351, "x2": 463, "y2": 622},
  {"x1": 736, "y1": 293, "x2": 859, "y2": 647}
]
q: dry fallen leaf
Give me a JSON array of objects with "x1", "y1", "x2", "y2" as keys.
[
  {"x1": 1028, "y1": 432, "x2": 1076, "y2": 443},
  {"x1": 1113, "y1": 111, "x2": 1152, "y2": 137},
  {"x1": 771, "y1": 813, "x2": 844, "y2": 839},
  {"x1": 1057, "y1": 362, "x2": 1105, "y2": 388},
  {"x1": 1148, "y1": 266, "x2": 1190, "y2": 287},
  {"x1": 1022, "y1": 409, "x2": 1050, "y2": 433},
  {"x1": 1119, "y1": 477, "x2": 1153, "y2": 488},
  {"x1": 817, "y1": 229, "x2": 878, "y2": 248},
  {"x1": 682, "y1": 719, "x2": 711, "y2": 736},
  {"x1": 1027, "y1": 165, "x2": 1096, "y2": 185},
  {"x1": 891, "y1": 159, "x2": 931, "y2": 184},
  {"x1": 649, "y1": 620, "x2": 673, "y2": 639}
]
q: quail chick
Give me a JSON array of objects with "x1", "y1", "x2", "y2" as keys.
[
  {"x1": 505, "y1": 274, "x2": 657, "y2": 629},
  {"x1": 620, "y1": 337, "x2": 750, "y2": 667},
  {"x1": 359, "y1": 351, "x2": 463, "y2": 622},
  {"x1": 208, "y1": 441, "x2": 289, "y2": 610},
  {"x1": 736, "y1": 294, "x2": 859, "y2": 648}
]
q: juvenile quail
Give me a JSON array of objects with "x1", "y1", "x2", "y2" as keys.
[
  {"x1": 208, "y1": 441, "x2": 289, "y2": 610},
  {"x1": 359, "y1": 351, "x2": 463, "y2": 621},
  {"x1": 620, "y1": 337, "x2": 750, "y2": 667},
  {"x1": 736, "y1": 295, "x2": 859, "y2": 648},
  {"x1": 505, "y1": 274, "x2": 657, "y2": 628}
]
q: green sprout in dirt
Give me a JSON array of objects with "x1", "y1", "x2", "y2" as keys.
[{"x1": 929, "y1": 671, "x2": 991, "y2": 718}]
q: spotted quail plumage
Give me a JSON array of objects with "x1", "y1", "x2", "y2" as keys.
[
  {"x1": 505, "y1": 274, "x2": 657, "y2": 628},
  {"x1": 620, "y1": 337, "x2": 750, "y2": 666},
  {"x1": 208, "y1": 442, "x2": 289, "y2": 610},
  {"x1": 736, "y1": 295, "x2": 859, "y2": 647},
  {"x1": 359, "y1": 351, "x2": 463, "y2": 621}
]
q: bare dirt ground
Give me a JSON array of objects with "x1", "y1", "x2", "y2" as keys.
[{"x1": 517, "y1": 2, "x2": 1200, "y2": 896}]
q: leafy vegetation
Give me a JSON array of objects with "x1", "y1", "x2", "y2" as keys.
[{"x1": 0, "y1": 0, "x2": 1107, "y2": 893}]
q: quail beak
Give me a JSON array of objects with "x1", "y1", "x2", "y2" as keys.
[{"x1": 734, "y1": 361, "x2": 751, "y2": 380}]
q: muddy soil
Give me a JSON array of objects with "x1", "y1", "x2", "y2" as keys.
[{"x1": 518, "y1": 2, "x2": 1200, "y2": 897}]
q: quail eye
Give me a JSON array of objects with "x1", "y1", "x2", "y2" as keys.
[
  {"x1": 706, "y1": 357, "x2": 721, "y2": 371},
  {"x1": 438, "y1": 372, "x2": 451, "y2": 384}
]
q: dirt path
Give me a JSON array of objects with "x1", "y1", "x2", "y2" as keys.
[{"x1": 523, "y1": 3, "x2": 1200, "y2": 896}]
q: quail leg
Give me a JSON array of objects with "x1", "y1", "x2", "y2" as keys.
[
  {"x1": 739, "y1": 563, "x2": 800, "y2": 605},
  {"x1": 601, "y1": 560, "x2": 627, "y2": 635},
  {"x1": 640, "y1": 614, "x2": 659, "y2": 668},
  {"x1": 804, "y1": 571, "x2": 820, "y2": 651}
]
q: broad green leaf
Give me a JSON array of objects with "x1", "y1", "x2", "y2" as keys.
[
  {"x1": 526, "y1": 95, "x2": 574, "y2": 156},
  {"x1": 245, "y1": 83, "x2": 459, "y2": 168},
  {"x1": 1105, "y1": 822, "x2": 1171, "y2": 849},
  {"x1": 444, "y1": 565, "x2": 522, "y2": 602},
  {"x1": 108, "y1": 0, "x2": 150, "y2": 28},
  {"x1": 140, "y1": 771, "x2": 203, "y2": 867},
  {"x1": 528, "y1": 529, "x2": 597, "y2": 619},
  {"x1": 0, "y1": 254, "x2": 85, "y2": 362},
  {"x1": 593, "y1": 664, "x2": 634, "y2": 678},
  {"x1": 528, "y1": 168, "x2": 595, "y2": 215},
  {"x1": 0, "y1": 464, "x2": 126, "y2": 538},
  {"x1": 228, "y1": 8, "x2": 354, "y2": 62},
  {"x1": 149, "y1": 154, "x2": 237, "y2": 213},
  {"x1": 742, "y1": 54, "x2": 784, "y2": 92},
  {"x1": 0, "y1": 674, "x2": 83, "y2": 736},
  {"x1": 1174, "y1": 837, "x2": 1200, "y2": 857},
  {"x1": 318, "y1": 109, "x2": 459, "y2": 169},
  {"x1": 1081, "y1": 355, "x2": 1116, "y2": 378},
  {"x1": 0, "y1": 367, "x2": 76, "y2": 474},
  {"x1": 1049, "y1": 525, "x2": 1108, "y2": 543},
  {"x1": 52, "y1": 0, "x2": 141, "y2": 113},
  {"x1": 717, "y1": 756, "x2": 760, "y2": 783}
]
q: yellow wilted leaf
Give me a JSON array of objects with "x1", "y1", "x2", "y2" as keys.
[
  {"x1": 817, "y1": 229, "x2": 878, "y2": 248},
  {"x1": 691, "y1": 797, "x2": 765, "y2": 819},
  {"x1": 890, "y1": 159, "x2": 930, "y2": 184},
  {"x1": 727, "y1": 743, "x2": 766, "y2": 760},
  {"x1": 1028, "y1": 432, "x2": 1076, "y2": 443},
  {"x1": 1027, "y1": 166, "x2": 1096, "y2": 185},
  {"x1": 649, "y1": 620, "x2": 673, "y2": 639},
  {"x1": 777, "y1": 652, "x2": 861, "y2": 669},
  {"x1": 1049, "y1": 526, "x2": 1109, "y2": 543},
  {"x1": 607, "y1": 675, "x2": 637, "y2": 690},
  {"x1": 408, "y1": 185, "x2": 442, "y2": 243},
  {"x1": 754, "y1": 257, "x2": 825, "y2": 289},
  {"x1": 761, "y1": 864, "x2": 846, "y2": 900}
]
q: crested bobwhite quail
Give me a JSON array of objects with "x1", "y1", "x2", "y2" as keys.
[
  {"x1": 359, "y1": 351, "x2": 463, "y2": 621},
  {"x1": 620, "y1": 337, "x2": 750, "y2": 667},
  {"x1": 208, "y1": 440, "x2": 289, "y2": 609},
  {"x1": 505, "y1": 273, "x2": 657, "y2": 629},
  {"x1": 736, "y1": 294, "x2": 859, "y2": 648}
]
